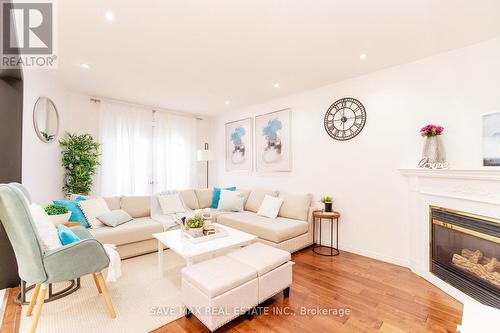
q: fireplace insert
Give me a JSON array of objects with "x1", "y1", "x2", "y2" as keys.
[{"x1": 430, "y1": 206, "x2": 499, "y2": 309}]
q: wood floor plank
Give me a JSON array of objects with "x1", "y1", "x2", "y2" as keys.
[{"x1": 0, "y1": 248, "x2": 464, "y2": 333}]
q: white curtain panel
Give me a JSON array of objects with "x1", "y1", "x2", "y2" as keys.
[
  {"x1": 153, "y1": 111, "x2": 197, "y2": 192},
  {"x1": 99, "y1": 102, "x2": 153, "y2": 196}
]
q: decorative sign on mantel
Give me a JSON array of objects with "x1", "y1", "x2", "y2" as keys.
[{"x1": 418, "y1": 124, "x2": 448, "y2": 169}]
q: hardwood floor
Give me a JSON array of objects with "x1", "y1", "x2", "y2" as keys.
[
  {"x1": 153, "y1": 248, "x2": 463, "y2": 333},
  {"x1": 1, "y1": 247, "x2": 463, "y2": 333},
  {"x1": 1, "y1": 287, "x2": 21, "y2": 333}
]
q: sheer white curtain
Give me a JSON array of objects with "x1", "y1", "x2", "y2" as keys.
[
  {"x1": 99, "y1": 101, "x2": 197, "y2": 196},
  {"x1": 99, "y1": 102, "x2": 153, "y2": 196},
  {"x1": 153, "y1": 111, "x2": 197, "y2": 192}
]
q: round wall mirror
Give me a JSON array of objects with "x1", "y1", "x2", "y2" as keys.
[{"x1": 33, "y1": 97, "x2": 59, "y2": 143}]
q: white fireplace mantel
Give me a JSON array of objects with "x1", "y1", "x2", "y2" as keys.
[
  {"x1": 399, "y1": 168, "x2": 500, "y2": 181},
  {"x1": 399, "y1": 167, "x2": 500, "y2": 304}
]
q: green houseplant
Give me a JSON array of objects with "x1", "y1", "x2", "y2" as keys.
[
  {"x1": 60, "y1": 133, "x2": 101, "y2": 197},
  {"x1": 185, "y1": 215, "x2": 205, "y2": 237},
  {"x1": 320, "y1": 196, "x2": 334, "y2": 213},
  {"x1": 44, "y1": 204, "x2": 71, "y2": 224}
]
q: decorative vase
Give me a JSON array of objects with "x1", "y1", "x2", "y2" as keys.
[
  {"x1": 187, "y1": 227, "x2": 204, "y2": 238},
  {"x1": 324, "y1": 202, "x2": 333, "y2": 213},
  {"x1": 422, "y1": 136, "x2": 446, "y2": 164},
  {"x1": 49, "y1": 212, "x2": 72, "y2": 225}
]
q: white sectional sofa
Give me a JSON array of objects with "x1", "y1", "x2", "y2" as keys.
[{"x1": 87, "y1": 188, "x2": 315, "y2": 258}]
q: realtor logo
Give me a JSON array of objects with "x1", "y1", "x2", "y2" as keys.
[{"x1": 1, "y1": 0, "x2": 57, "y2": 68}]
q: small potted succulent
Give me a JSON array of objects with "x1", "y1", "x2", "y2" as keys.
[
  {"x1": 44, "y1": 204, "x2": 71, "y2": 224},
  {"x1": 185, "y1": 215, "x2": 205, "y2": 237},
  {"x1": 320, "y1": 196, "x2": 334, "y2": 213}
]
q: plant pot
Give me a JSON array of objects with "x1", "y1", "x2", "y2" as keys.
[
  {"x1": 49, "y1": 212, "x2": 71, "y2": 225},
  {"x1": 324, "y1": 202, "x2": 333, "y2": 213},
  {"x1": 422, "y1": 135, "x2": 446, "y2": 164},
  {"x1": 187, "y1": 227, "x2": 204, "y2": 238}
]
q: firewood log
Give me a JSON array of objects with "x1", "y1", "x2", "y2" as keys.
[
  {"x1": 484, "y1": 258, "x2": 500, "y2": 273},
  {"x1": 452, "y1": 254, "x2": 500, "y2": 286}
]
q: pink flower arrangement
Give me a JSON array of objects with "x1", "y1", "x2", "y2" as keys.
[{"x1": 420, "y1": 124, "x2": 444, "y2": 137}]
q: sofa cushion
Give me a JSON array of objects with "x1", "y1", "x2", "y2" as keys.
[
  {"x1": 78, "y1": 198, "x2": 110, "y2": 229},
  {"x1": 182, "y1": 256, "x2": 257, "y2": 298},
  {"x1": 180, "y1": 190, "x2": 199, "y2": 210},
  {"x1": 96, "y1": 209, "x2": 133, "y2": 227},
  {"x1": 89, "y1": 217, "x2": 163, "y2": 245},
  {"x1": 195, "y1": 189, "x2": 213, "y2": 208},
  {"x1": 228, "y1": 242, "x2": 291, "y2": 276},
  {"x1": 278, "y1": 193, "x2": 312, "y2": 221},
  {"x1": 257, "y1": 195, "x2": 284, "y2": 219},
  {"x1": 239, "y1": 189, "x2": 251, "y2": 205},
  {"x1": 245, "y1": 189, "x2": 279, "y2": 213},
  {"x1": 104, "y1": 196, "x2": 121, "y2": 210},
  {"x1": 120, "y1": 196, "x2": 151, "y2": 218},
  {"x1": 217, "y1": 211, "x2": 308, "y2": 243}
]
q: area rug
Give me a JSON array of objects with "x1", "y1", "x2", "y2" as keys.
[{"x1": 19, "y1": 251, "x2": 185, "y2": 333}]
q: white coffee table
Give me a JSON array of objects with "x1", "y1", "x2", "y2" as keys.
[{"x1": 153, "y1": 223, "x2": 257, "y2": 276}]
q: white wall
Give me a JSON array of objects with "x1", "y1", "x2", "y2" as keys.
[
  {"x1": 22, "y1": 71, "x2": 213, "y2": 203},
  {"x1": 213, "y1": 37, "x2": 500, "y2": 266},
  {"x1": 22, "y1": 71, "x2": 99, "y2": 204}
]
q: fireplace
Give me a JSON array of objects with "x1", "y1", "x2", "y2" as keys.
[{"x1": 430, "y1": 206, "x2": 500, "y2": 308}]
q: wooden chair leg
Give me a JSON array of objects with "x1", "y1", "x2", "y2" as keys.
[
  {"x1": 26, "y1": 284, "x2": 41, "y2": 317},
  {"x1": 95, "y1": 272, "x2": 116, "y2": 319},
  {"x1": 92, "y1": 273, "x2": 102, "y2": 294},
  {"x1": 29, "y1": 285, "x2": 47, "y2": 333}
]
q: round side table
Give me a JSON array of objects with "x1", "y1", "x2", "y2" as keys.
[{"x1": 312, "y1": 210, "x2": 340, "y2": 256}]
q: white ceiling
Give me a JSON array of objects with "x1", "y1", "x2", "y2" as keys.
[{"x1": 54, "y1": 0, "x2": 500, "y2": 115}]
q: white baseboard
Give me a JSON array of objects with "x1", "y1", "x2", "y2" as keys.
[{"x1": 339, "y1": 245, "x2": 410, "y2": 268}]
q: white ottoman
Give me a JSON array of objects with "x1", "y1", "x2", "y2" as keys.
[
  {"x1": 181, "y1": 256, "x2": 258, "y2": 332},
  {"x1": 228, "y1": 242, "x2": 293, "y2": 303}
]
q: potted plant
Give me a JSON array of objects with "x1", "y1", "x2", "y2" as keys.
[
  {"x1": 60, "y1": 133, "x2": 101, "y2": 197},
  {"x1": 320, "y1": 196, "x2": 334, "y2": 213},
  {"x1": 185, "y1": 215, "x2": 205, "y2": 237},
  {"x1": 45, "y1": 204, "x2": 71, "y2": 224}
]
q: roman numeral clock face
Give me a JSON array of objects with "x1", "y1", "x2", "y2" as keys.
[{"x1": 324, "y1": 98, "x2": 367, "y2": 141}]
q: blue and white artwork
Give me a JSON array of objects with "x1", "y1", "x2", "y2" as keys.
[
  {"x1": 225, "y1": 118, "x2": 253, "y2": 171},
  {"x1": 483, "y1": 112, "x2": 500, "y2": 166},
  {"x1": 256, "y1": 109, "x2": 292, "y2": 172}
]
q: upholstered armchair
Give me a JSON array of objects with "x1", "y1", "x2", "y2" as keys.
[{"x1": 0, "y1": 184, "x2": 116, "y2": 333}]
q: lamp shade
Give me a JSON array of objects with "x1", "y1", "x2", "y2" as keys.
[{"x1": 197, "y1": 149, "x2": 213, "y2": 161}]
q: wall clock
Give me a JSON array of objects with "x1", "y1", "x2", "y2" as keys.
[{"x1": 324, "y1": 97, "x2": 366, "y2": 141}]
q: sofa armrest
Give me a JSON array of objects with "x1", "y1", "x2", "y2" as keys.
[
  {"x1": 70, "y1": 225, "x2": 94, "y2": 240},
  {"x1": 307, "y1": 202, "x2": 323, "y2": 223},
  {"x1": 43, "y1": 239, "x2": 109, "y2": 283}
]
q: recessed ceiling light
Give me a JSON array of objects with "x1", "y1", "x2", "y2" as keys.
[
  {"x1": 359, "y1": 53, "x2": 367, "y2": 60},
  {"x1": 274, "y1": 83, "x2": 280, "y2": 88},
  {"x1": 225, "y1": 101, "x2": 230, "y2": 105},
  {"x1": 79, "y1": 63, "x2": 90, "y2": 69},
  {"x1": 104, "y1": 11, "x2": 114, "y2": 21}
]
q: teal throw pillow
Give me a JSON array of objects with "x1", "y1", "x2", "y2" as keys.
[
  {"x1": 211, "y1": 187, "x2": 236, "y2": 208},
  {"x1": 56, "y1": 225, "x2": 81, "y2": 245},
  {"x1": 53, "y1": 196, "x2": 89, "y2": 228}
]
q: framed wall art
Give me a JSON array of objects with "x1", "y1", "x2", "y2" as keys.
[
  {"x1": 483, "y1": 111, "x2": 500, "y2": 167},
  {"x1": 225, "y1": 118, "x2": 253, "y2": 172},
  {"x1": 255, "y1": 109, "x2": 292, "y2": 172}
]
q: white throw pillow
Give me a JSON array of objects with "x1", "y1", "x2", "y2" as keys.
[
  {"x1": 220, "y1": 190, "x2": 242, "y2": 200},
  {"x1": 78, "y1": 198, "x2": 110, "y2": 229},
  {"x1": 29, "y1": 204, "x2": 62, "y2": 251},
  {"x1": 218, "y1": 197, "x2": 245, "y2": 212},
  {"x1": 257, "y1": 195, "x2": 285, "y2": 219},
  {"x1": 158, "y1": 193, "x2": 185, "y2": 214}
]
